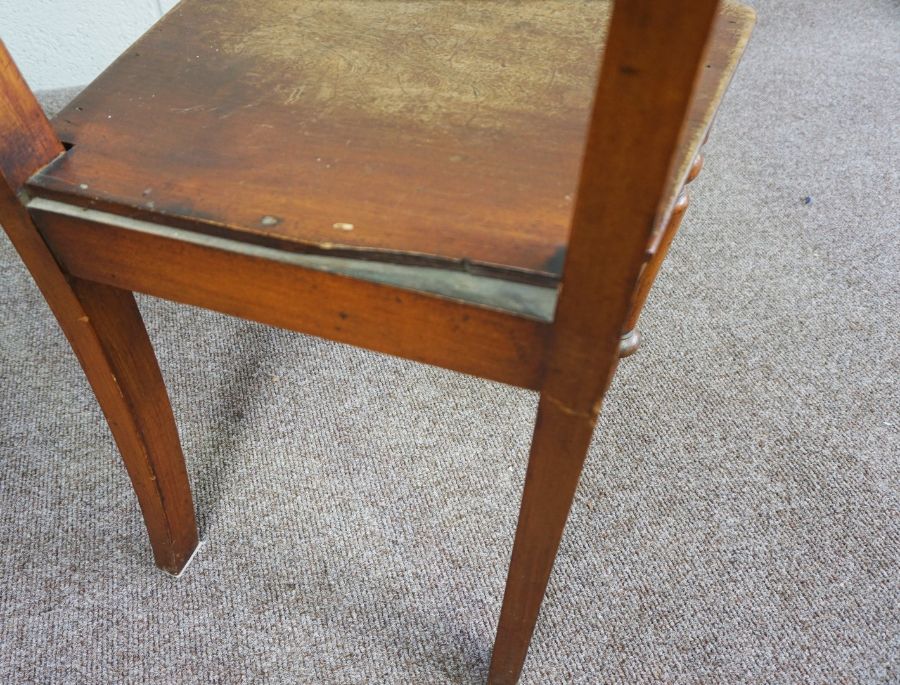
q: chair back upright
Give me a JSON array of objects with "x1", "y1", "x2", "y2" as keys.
[{"x1": 547, "y1": 0, "x2": 721, "y2": 408}]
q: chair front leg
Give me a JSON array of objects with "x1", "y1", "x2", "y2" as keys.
[
  {"x1": 6, "y1": 216, "x2": 199, "y2": 573},
  {"x1": 12, "y1": 242, "x2": 199, "y2": 574}
]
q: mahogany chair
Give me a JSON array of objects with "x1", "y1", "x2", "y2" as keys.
[{"x1": 0, "y1": 1, "x2": 753, "y2": 682}]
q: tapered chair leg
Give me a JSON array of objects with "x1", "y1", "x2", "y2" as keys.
[
  {"x1": 3, "y1": 231, "x2": 199, "y2": 578},
  {"x1": 66, "y1": 278, "x2": 199, "y2": 573},
  {"x1": 5, "y1": 206, "x2": 199, "y2": 574},
  {"x1": 1, "y1": 38, "x2": 198, "y2": 574},
  {"x1": 7, "y1": 233, "x2": 199, "y2": 574},
  {"x1": 22, "y1": 267, "x2": 199, "y2": 574},
  {"x1": 488, "y1": 393, "x2": 602, "y2": 685}
]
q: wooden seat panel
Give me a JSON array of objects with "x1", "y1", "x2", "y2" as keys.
[{"x1": 26, "y1": 0, "x2": 753, "y2": 286}]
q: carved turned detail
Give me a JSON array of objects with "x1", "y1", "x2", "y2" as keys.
[{"x1": 620, "y1": 148, "x2": 706, "y2": 355}]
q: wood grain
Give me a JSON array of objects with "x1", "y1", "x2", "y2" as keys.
[
  {"x1": 31, "y1": 201, "x2": 552, "y2": 391},
  {"x1": 489, "y1": 2, "x2": 724, "y2": 682},
  {"x1": 27, "y1": 1, "x2": 754, "y2": 286},
  {"x1": 0, "y1": 39, "x2": 198, "y2": 574}
]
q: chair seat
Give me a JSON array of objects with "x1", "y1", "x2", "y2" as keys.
[{"x1": 27, "y1": 0, "x2": 753, "y2": 288}]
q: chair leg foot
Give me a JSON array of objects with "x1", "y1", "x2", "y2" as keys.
[
  {"x1": 488, "y1": 394, "x2": 597, "y2": 684},
  {"x1": 165, "y1": 537, "x2": 205, "y2": 578},
  {"x1": 63, "y1": 278, "x2": 199, "y2": 574},
  {"x1": 618, "y1": 329, "x2": 642, "y2": 357}
]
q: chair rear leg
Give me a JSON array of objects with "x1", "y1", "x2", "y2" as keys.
[
  {"x1": 621, "y1": 149, "x2": 705, "y2": 350},
  {"x1": 8, "y1": 242, "x2": 199, "y2": 574},
  {"x1": 0, "y1": 39, "x2": 198, "y2": 573},
  {"x1": 67, "y1": 278, "x2": 200, "y2": 573},
  {"x1": 621, "y1": 189, "x2": 690, "y2": 346},
  {"x1": 488, "y1": 387, "x2": 610, "y2": 685}
]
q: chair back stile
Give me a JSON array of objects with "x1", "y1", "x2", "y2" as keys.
[
  {"x1": 0, "y1": 39, "x2": 71, "y2": 308},
  {"x1": 547, "y1": 0, "x2": 721, "y2": 407},
  {"x1": 0, "y1": 41, "x2": 62, "y2": 199}
]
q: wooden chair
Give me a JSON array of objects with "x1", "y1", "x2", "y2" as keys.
[{"x1": 0, "y1": 1, "x2": 753, "y2": 682}]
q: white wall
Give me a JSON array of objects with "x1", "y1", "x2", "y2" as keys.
[{"x1": 0, "y1": 0, "x2": 179, "y2": 91}]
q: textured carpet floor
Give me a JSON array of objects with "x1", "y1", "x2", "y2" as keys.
[{"x1": 1, "y1": 1, "x2": 898, "y2": 683}]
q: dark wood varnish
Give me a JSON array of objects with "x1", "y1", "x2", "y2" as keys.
[
  {"x1": 31, "y1": 202, "x2": 552, "y2": 391},
  {"x1": 0, "y1": 40, "x2": 198, "y2": 574},
  {"x1": 0, "y1": 1, "x2": 754, "y2": 682},
  {"x1": 27, "y1": 0, "x2": 753, "y2": 285}
]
